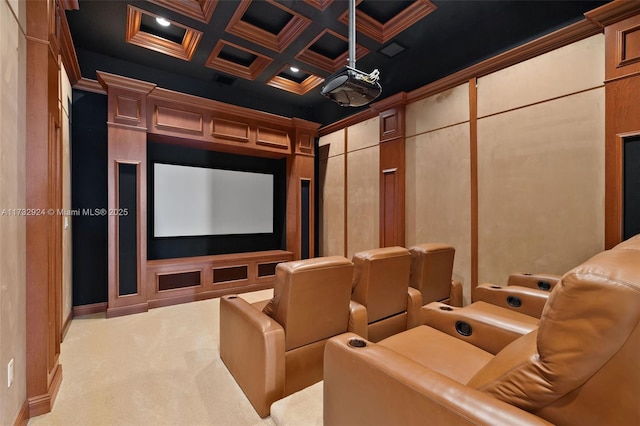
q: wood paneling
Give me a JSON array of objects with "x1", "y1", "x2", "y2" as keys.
[
  {"x1": 205, "y1": 40, "x2": 273, "y2": 81},
  {"x1": 155, "y1": 105, "x2": 204, "y2": 135},
  {"x1": 469, "y1": 78, "x2": 478, "y2": 292},
  {"x1": 148, "y1": 0, "x2": 217, "y2": 24},
  {"x1": 211, "y1": 117, "x2": 250, "y2": 142},
  {"x1": 257, "y1": 126, "x2": 290, "y2": 150}
]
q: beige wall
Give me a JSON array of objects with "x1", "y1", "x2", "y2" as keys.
[
  {"x1": 61, "y1": 64, "x2": 73, "y2": 333},
  {"x1": 346, "y1": 117, "x2": 379, "y2": 258},
  {"x1": 0, "y1": 0, "x2": 27, "y2": 424},
  {"x1": 318, "y1": 130, "x2": 345, "y2": 257},
  {"x1": 406, "y1": 83, "x2": 472, "y2": 302},
  {"x1": 319, "y1": 35, "x2": 606, "y2": 305}
]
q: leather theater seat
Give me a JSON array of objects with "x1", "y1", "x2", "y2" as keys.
[
  {"x1": 324, "y1": 234, "x2": 640, "y2": 425},
  {"x1": 349, "y1": 246, "x2": 421, "y2": 342},
  {"x1": 219, "y1": 256, "x2": 354, "y2": 417},
  {"x1": 408, "y1": 243, "x2": 463, "y2": 308}
]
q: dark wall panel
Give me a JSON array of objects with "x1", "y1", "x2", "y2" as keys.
[
  {"x1": 624, "y1": 136, "x2": 640, "y2": 240},
  {"x1": 71, "y1": 90, "x2": 108, "y2": 306}
]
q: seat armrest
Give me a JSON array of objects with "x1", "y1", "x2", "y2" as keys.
[
  {"x1": 421, "y1": 302, "x2": 538, "y2": 354},
  {"x1": 449, "y1": 279, "x2": 463, "y2": 307},
  {"x1": 348, "y1": 300, "x2": 368, "y2": 339},
  {"x1": 473, "y1": 284, "x2": 550, "y2": 318},
  {"x1": 406, "y1": 287, "x2": 423, "y2": 329},
  {"x1": 324, "y1": 333, "x2": 552, "y2": 426},
  {"x1": 507, "y1": 273, "x2": 561, "y2": 291},
  {"x1": 219, "y1": 295, "x2": 285, "y2": 417}
]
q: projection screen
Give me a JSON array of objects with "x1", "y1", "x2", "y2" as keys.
[{"x1": 153, "y1": 163, "x2": 274, "y2": 237}]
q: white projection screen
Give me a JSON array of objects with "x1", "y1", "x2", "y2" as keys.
[{"x1": 153, "y1": 163, "x2": 274, "y2": 237}]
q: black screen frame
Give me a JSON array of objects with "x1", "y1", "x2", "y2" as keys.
[{"x1": 147, "y1": 140, "x2": 287, "y2": 260}]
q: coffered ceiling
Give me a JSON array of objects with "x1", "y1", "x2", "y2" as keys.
[{"x1": 65, "y1": 0, "x2": 608, "y2": 125}]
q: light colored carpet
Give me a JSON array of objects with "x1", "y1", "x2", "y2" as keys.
[{"x1": 28, "y1": 289, "x2": 321, "y2": 426}]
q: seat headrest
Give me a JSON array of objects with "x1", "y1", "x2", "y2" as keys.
[{"x1": 408, "y1": 243, "x2": 455, "y2": 303}]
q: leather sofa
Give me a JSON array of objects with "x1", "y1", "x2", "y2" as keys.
[
  {"x1": 220, "y1": 256, "x2": 354, "y2": 417},
  {"x1": 349, "y1": 247, "x2": 422, "y2": 342},
  {"x1": 324, "y1": 235, "x2": 640, "y2": 425}
]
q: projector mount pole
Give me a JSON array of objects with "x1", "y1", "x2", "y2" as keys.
[
  {"x1": 346, "y1": 0, "x2": 379, "y2": 83},
  {"x1": 348, "y1": 0, "x2": 356, "y2": 69}
]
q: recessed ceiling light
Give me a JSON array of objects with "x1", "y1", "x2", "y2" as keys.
[
  {"x1": 290, "y1": 66, "x2": 299, "y2": 73},
  {"x1": 156, "y1": 17, "x2": 171, "y2": 27}
]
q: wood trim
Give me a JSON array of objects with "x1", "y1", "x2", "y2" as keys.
[
  {"x1": 605, "y1": 14, "x2": 640, "y2": 81},
  {"x1": 343, "y1": 129, "x2": 348, "y2": 257},
  {"x1": 12, "y1": 400, "x2": 29, "y2": 426},
  {"x1": 73, "y1": 78, "x2": 106, "y2": 95},
  {"x1": 338, "y1": 0, "x2": 436, "y2": 44},
  {"x1": 379, "y1": 139, "x2": 405, "y2": 248},
  {"x1": 303, "y1": 0, "x2": 334, "y2": 11},
  {"x1": 205, "y1": 40, "x2": 273, "y2": 81},
  {"x1": 296, "y1": 29, "x2": 369, "y2": 73},
  {"x1": 148, "y1": 0, "x2": 217, "y2": 24},
  {"x1": 266, "y1": 65, "x2": 324, "y2": 95},
  {"x1": 469, "y1": 78, "x2": 478, "y2": 292},
  {"x1": 106, "y1": 303, "x2": 149, "y2": 319},
  {"x1": 27, "y1": 364, "x2": 62, "y2": 418},
  {"x1": 58, "y1": 3, "x2": 80, "y2": 85},
  {"x1": 61, "y1": 309, "x2": 73, "y2": 342},
  {"x1": 226, "y1": 0, "x2": 311, "y2": 53},
  {"x1": 125, "y1": 5, "x2": 203, "y2": 61},
  {"x1": 585, "y1": 0, "x2": 640, "y2": 28},
  {"x1": 72, "y1": 302, "x2": 108, "y2": 317},
  {"x1": 319, "y1": 109, "x2": 377, "y2": 137}
]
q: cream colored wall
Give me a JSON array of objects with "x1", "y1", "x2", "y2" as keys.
[
  {"x1": 346, "y1": 117, "x2": 379, "y2": 258},
  {"x1": 318, "y1": 130, "x2": 345, "y2": 257},
  {"x1": 406, "y1": 83, "x2": 472, "y2": 302},
  {"x1": 61, "y1": 64, "x2": 73, "y2": 333},
  {"x1": 0, "y1": 0, "x2": 27, "y2": 424},
  {"x1": 476, "y1": 34, "x2": 605, "y2": 285}
]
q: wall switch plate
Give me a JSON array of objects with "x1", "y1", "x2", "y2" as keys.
[
  {"x1": 7, "y1": 359, "x2": 14, "y2": 388},
  {"x1": 64, "y1": 216, "x2": 69, "y2": 230}
]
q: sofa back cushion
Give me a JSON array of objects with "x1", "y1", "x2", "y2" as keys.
[
  {"x1": 263, "y1": 256, "x2": 354, "y2": 351},
  {"x1": 408, "y1": 243, "x2": 455, "y2": 304},
  {"x1": 351, "y1": 247, "x2": 411, "y2": 323},
  {"x1": 468, "y1": 247, "x2": 640, "y2": 420}
]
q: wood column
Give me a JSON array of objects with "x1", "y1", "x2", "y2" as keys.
[
  {"x1": 586, "y1": 2, "x2": 640, "y2": 248},
  {"x1": 286, "y1": 119, "x2": 320, "y2": 259},
  {"x1": 25, "y1": 0, "x2": 63, "y2": 416},
  {"x1": 97, "y1": 72, "x2": 156, "y2": 318},
  {"x1": 372, "y1": 93, "x2": 407, "y2": 248}
]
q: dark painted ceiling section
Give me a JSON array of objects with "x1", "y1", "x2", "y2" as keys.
[{"x1": 66, "y1": 0, "x2": 608, "y2": 126}]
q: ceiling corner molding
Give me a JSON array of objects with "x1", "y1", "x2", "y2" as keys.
[
  {"x1": 371, "y1": 92, "x2": 408, "y2": 112},
  {"x1": 226, "y1": 0, "x2": 311, "y2": 53},
  {"x1": 148, "y1": 0, "x2": 218, "y2": 24},
  {"x1": 296, "y1": 29, "x2": 369, "y2": 73},
  {"x1": 73, "y1": 78, "x2": 106, "y2": 95},
  {"x1": 266, "y1": 67, "x2": 324, "y2": 95},
  {"x1": 339, "y1": 0, "x2": 436, "y2": 44},
  {"x1": 96, "y1": 71, "x2": 157, "y2": 94},
  {"x1": 125, "y1": 5, "x2": 202, "y2": 61},
  {"x1": 585, "y1": 0, "x2": 640, "y2": 28},
  {"x1": 408, "y1": 18, "x2": 602, "y2": 103},
  {"x1": 303, "y1": 0, "x2": 334, "y2": 12},
  {"x1": 58, "y1": 4, "x2": 81, "y2": 85},
  {"x1": 205, "y1": 40, "x2": 273, "y2": 81}
]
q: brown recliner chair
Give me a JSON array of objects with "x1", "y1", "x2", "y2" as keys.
[
  {"x1": 324, "y1": 238, "x2": 640, "y2": 425},
  {"x1": 219, "y1": 256, "x2": 354, "y2": 417},
  {"x1": 408, "y1": 243, "x2": 463, "y2": 308},
  {"x1": 349, "y1": 247, "x2": 422, "y2": 342},
  {"x1": 472, "y1": 272, "x2": 561, "y2": 318}
]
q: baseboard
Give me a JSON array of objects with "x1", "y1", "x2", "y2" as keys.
[
  {"x1": 61, "y1": 310, "x2": 73, "y2": 342},
  {"x1": 106, "y1": 302, "x2": 149, "y2": 318},
  {"x1": 28, "y1": 364, "x2": 63, "y2": 418},
  {"x1": 72, "y1": 302, "x2": 107, "y2": 317},
  {"x1": 13, "y1": 400, "x2": 29, "y2": 426}
]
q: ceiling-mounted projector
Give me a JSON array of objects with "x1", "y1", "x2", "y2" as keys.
[
  {"x1": 321, "y1": 67, "x2": 382, "y2": 107},
  {"x1": 320, "y1": 0, "x2": 382, "y2": 107}
]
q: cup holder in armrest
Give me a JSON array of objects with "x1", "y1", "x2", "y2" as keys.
[
  {"x1": 439, "y1": 306, "x2": 453, "y2": 311},
  {"x1": 227, "y1": 295, "x2": 238, "y2": 299},
  {"x1": 491, "y1": 285, "x2": 501, "y2": 289},
  {"x1": 455, "y1": 321, "x2": 472, "y2": 337},
  {"x1": 507, "y1": 295, "x2": 522, "y2": 308},
  {"x1": 348, "y1": 338, "x2": 367, "y2": 348},
  {"x1": 538, "y1": 281, "x2": 552, "y2": 291}
]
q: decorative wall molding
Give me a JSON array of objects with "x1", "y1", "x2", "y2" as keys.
[
  {"x1": 148, "y1": 0, "x2": 217, "y2": 24},
  {"x1": 585, "y1": 0, "x2": 640, "y2": 28}
]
